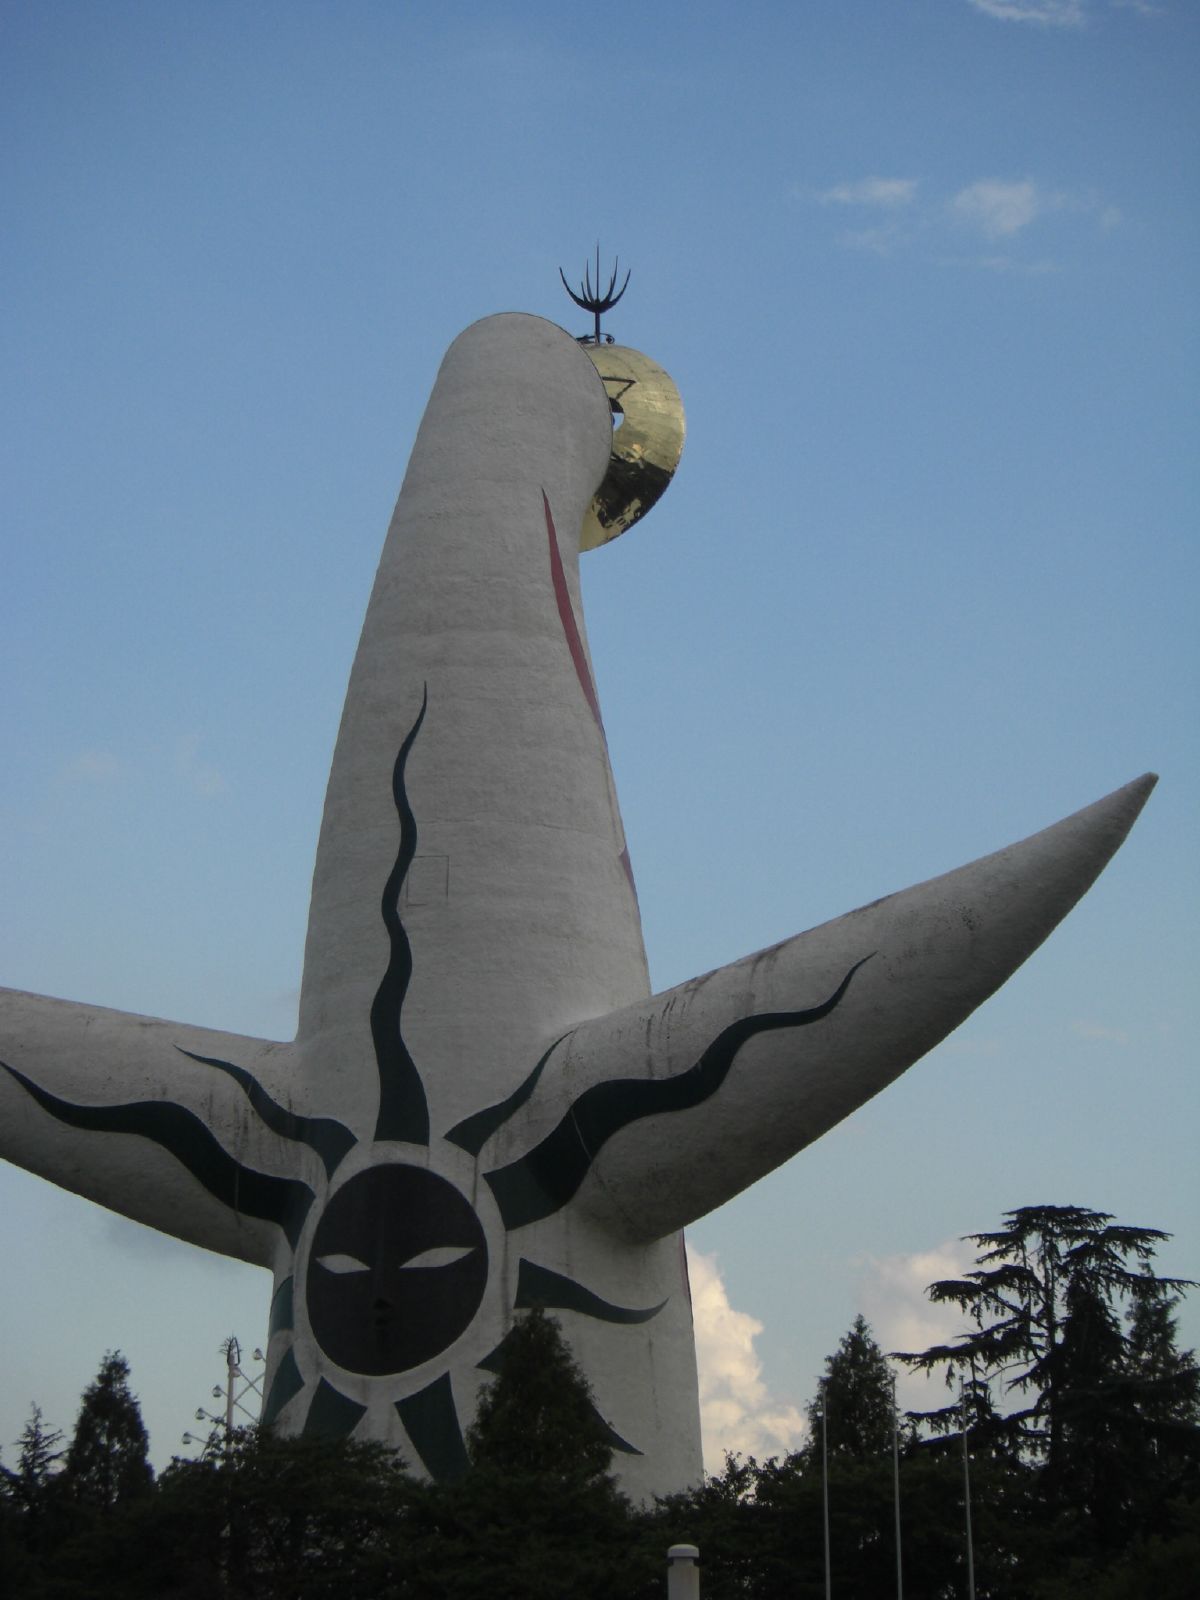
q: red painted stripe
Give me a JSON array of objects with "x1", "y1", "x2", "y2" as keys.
[
  {"x1": 618, "y1": 844, "x2": 640, "y2": 906},
  {"x1": 543, "y1": 490, "x2": 604, "y2": 733},
  {"x1": 543, "y1": 491, "x2": 640, "y2": 907}
]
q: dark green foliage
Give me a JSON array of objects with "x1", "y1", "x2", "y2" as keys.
[
  {"x1": 659, "y1": 1234, "x2": 1196, "y2": 1600},
  {"x1": 429, "y1": 1307, "x2": 659, "y2": 1599},
  {"x1": 897, "y1": 1204, "x2": 1200, "y2": 1585},
  {"x1": 1126, "y1": 1280, "x2": 1200, "y2": 1438},
  {"x1": 0, "y1": 1319, "x2": 665, "y2": 1600},
  {"x1": 0, "y1": 1405, "x2": 66, "y2": 1594},
  {"x1": 650, "y1": 1452, "x2": 763, "y2": 1599},
  {"x1": 2, "y1": 1405, "x2": 64, "y2": 1521},
  {"x1": 63, "y1": 1351, "x2": 153, "y2": 1510},
  {"x1": 145, "y1": 1427, "x2": 420, "y2": 1599},
  {"x1": 466, "y1": 1305, "x2": 615, "y2": 1487},
  {"x1": 805, "y1": 1312, "x2": 899, "y2": 1461},
  {"x1": 897, "y1": 1206, "x2": 1195, "y2": 1462},
  {"x1": 1, "y1": 1359, "x2": 152, "y2": 1599},
  {"x1": 1084, "y1": 1494, "x2": 1200, "y2": 1600},
  {"x1": 651, "y1": 1319, "x2": 906, "y2": 1600},
  {"x1": 6, "y1": 1229, "x2": 1195, "y2": 1597},
  {"x1": 650, "y1": 1424, "x2": 1034, "y2": 1599},
  {"x1": 17, "y1": 1425, "x2": 420, "y2": 1600}
]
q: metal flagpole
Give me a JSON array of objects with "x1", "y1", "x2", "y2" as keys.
[
  {"x1": 961, "y1": 1382, "x2": 976, "y2": 1600},
  {"x1": 892, "y1": 1371, "x2": 903, "y2": 1600},
  {"x1": 822, "y1": 1380, "x2": 832, "y2": 1600}
]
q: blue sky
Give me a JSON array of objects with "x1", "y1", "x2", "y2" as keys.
[{"x1": 2, "y1": 0, "x2": 1196, "y2": 1471}]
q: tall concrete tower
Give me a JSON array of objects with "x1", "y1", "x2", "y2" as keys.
[{"x1": 0, "y1": 306, "x2": 1155, "y2": 1498}]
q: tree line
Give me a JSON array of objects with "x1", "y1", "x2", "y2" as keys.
[{"x1": 3, "y1": 1205, "x2": 1196, "y2": 1598}]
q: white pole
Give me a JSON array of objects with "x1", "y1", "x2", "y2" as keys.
[
  {"x1": 961, "y1": 1384, "x2": 976, "y2": 1600},
  {"x1": 667, "y1": 1543, "x2": 700, "y2": 1600},
  {"x1": 892, "y1": 1372, "x2": 903, "y2": 1600},
  {"x1": 822, "y1": 1383, "x2": 832, "y2": 1600}
]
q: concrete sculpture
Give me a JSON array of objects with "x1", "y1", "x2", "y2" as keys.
[{"x1": 0, "y1": 311, "x2": 1155, "y2": 1499}]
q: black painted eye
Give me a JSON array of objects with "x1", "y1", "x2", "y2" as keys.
[{"x1": 306, "y1": 1164, "x2": 487, "y2": 1376}]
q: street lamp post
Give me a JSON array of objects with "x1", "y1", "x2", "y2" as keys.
[{"x1": 184, "y1": 1337, "x2": 265, "y2": 1454}]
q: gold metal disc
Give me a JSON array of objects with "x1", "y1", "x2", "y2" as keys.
[{"x1": 580, "y1": 343, "x2": 685, "y2": 551}]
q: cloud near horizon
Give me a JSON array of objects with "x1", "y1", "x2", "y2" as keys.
[
  {"x1": 688, "y1": 1247, "x2": 806, "y2": 1470},
  {"x1": 855, "y1": 1240, "x2": 976, "y2": 1413},
  {"x1": 689, "y1": 1237, "x2": 982, "y2": 1469}
]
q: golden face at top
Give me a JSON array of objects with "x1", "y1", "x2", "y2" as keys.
[{"x1": 580, "y1": 342, "x2": 685, "y2": 552}]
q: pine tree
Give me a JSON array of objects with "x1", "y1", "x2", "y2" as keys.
[
  {"x1": 897, "y1": 1207, "x2": 1193, "y2": 1461},
  {"x1": 896, "y1": 1205, "x2": 1198, "y2": 1563},
  {"x1": 806, "y1": 1313, "x2": 898, "y2": 1461},
  {"x1": 1, "y1": 1402, "x2": 66, "y2": 1576},
  {"x1": 1121, "y1": 1283, "x2": 1200, "y2": 1537},
  {"x1": 1126, "y1": 1281, "x2": 1200, "y2": 1434},
  {"x1": 63, "y1": 1351, "x2": 153, "y2": 1510},
  {"x1": 467, "y1": 1306, "x2": 616, "y2": 1487},
  {"x1": 4, "y1": 1404, "x2": 64, "y2": 1517},
  {"x1": 421, "y1": 1309, "x2": 651, "y2": 1599}
]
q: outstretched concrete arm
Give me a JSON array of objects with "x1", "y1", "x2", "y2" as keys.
[
  {"x1": 480, "y1": 774, "x2": 1156, "y2": 1244},
  {"x1": 0, "y1": 990, "x2": 302, "y2": 1267}
]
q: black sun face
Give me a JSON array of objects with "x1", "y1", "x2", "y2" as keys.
[
  {"x1": 306, "y1": 1164, "x2": 487, "y2": 1376},
  {"x1": 3, "y1": 499, "x2": 871, "y2": 1482}
]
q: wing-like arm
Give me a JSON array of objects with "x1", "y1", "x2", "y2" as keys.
[
  {"x1": 482, "y1": 774, "x2": 1156, "y2": 1243},
  {"x1": 0, "y1": 990, "x2": 311, "y2": 1267}
]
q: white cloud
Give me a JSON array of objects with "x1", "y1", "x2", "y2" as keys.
[
  {"x1": 820, "y1": 177, "x2": 918, "y2": 208},
  {"x1": 806, "y1": 170, "x2": 1115, "y2": 269},
  {"x1": 948, "y1": 181, "x2": 1116, "y2": 244},
  {"x1": 855, "y1": 1240, "x2": 976, "y2": 1413},
  {"x1": 174, "y1": 734, "x2": 228, "y2": 797},
  {"x1": 953, "y1": 179, "x2": 1049, "y2": 236},
  {"x1": 688, "y1": 1246, "x2": 806, "y2": 1469},
  {"x1": 951, "y1": 178, "x2": 1047, "y2": 238},
  {"x1": 967, "y1": 0, "x2": 1086, "y2": 24},
  {"x1": 61, "y1": 749, "x2": 121, "y2": 784}
]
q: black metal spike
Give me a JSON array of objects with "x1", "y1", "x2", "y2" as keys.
[
  {"x1": 557, "y1": 247, "x2": 632, "y2": 344},
  {"x1": 558, "y1": 266, "x2": 591, "y2": 313}
]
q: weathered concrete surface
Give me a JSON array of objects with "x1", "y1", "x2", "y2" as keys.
[{"x1": 0, "y1": 313, "x2": 1155, "y2": 1499}]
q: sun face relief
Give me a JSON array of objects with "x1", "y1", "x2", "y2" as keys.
[
  {"x1": 1, "y1": 526, "x2": 871, "y2": 1476},
  {"x1": 306, "y1": 1163, "x2": 488, "y2": 1376}
]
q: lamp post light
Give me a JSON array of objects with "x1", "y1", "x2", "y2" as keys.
[{"x1": 188, "y1": 1337, "x2": 265, "y2": 1455}]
